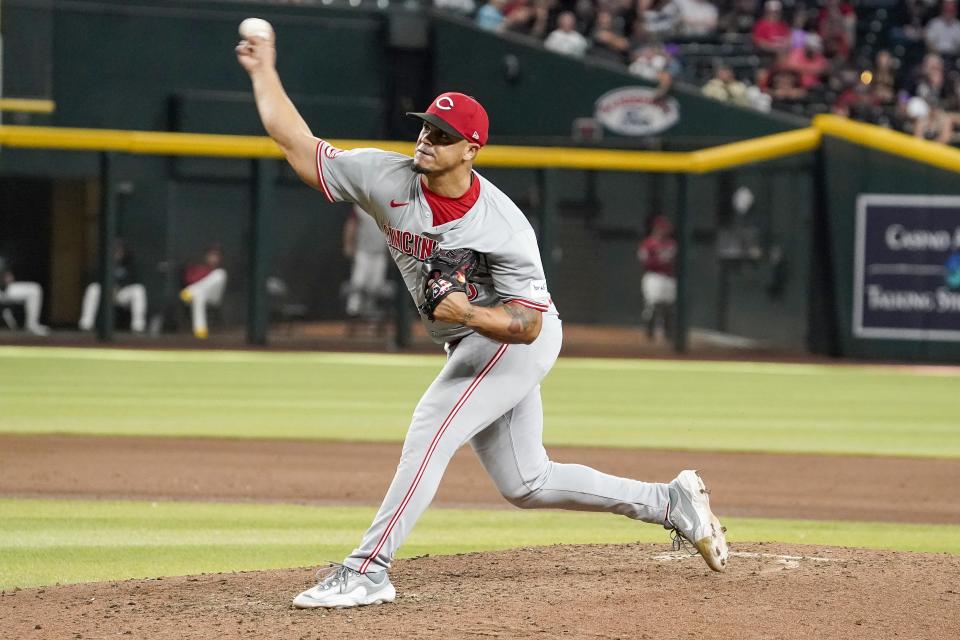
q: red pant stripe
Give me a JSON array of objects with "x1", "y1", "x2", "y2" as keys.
[{"x1": 358, "y1": 343, "x2": 509, "y2": 573}]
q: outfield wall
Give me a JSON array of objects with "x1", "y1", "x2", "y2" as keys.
[{"x1": 819, "y1": 138, "x2": 960, "y2": 362}]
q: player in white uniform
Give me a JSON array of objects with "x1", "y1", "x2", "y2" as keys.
[
  {"x1": 236, "y1": 27, "x2": 728, "y2": 609},
  {"x1": 343, "y1": 205, "x2": 390, "y2": 317}
]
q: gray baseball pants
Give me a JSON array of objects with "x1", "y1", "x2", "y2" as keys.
[{"x1": 345, "y1": 314, "x2": 670, "y2": 574}]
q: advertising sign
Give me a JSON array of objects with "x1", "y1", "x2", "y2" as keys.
[
  {"x1": 593, "y1": 87, "x2": 679, "y2": 136},
  {"x1": 854, "y1": 194, "x2": 960, "y2": 341}
]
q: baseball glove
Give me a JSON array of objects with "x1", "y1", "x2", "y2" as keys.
[{"x1": 418, "y1": 247, "x2": 480, "y2": 321}]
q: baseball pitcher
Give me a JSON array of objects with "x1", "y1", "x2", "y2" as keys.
[{"x1": 237, "y1": 24, "x2": 728, "y2": 609}]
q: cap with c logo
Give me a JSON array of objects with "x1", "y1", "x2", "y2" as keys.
[{"x1": 406, "y1": 92, "x2": 489, "y2": 147}]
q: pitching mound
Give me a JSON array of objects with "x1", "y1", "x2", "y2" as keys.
[{"x1": 2, "y1": 542, "x2": 958, "y2": 639}]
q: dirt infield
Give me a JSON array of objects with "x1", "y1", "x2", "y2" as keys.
[
  {"x1": 2, "y1": 543, "x2": 959, "y2": 639},
  {"x1": 2, "y1": 434, "x2": 959, "y2": 524},
  {"x1": 3, "y1": 434, "x2": 960, "y2": 639}
]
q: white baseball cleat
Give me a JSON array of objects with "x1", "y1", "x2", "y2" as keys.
[
  {"x1": 292, "y1": 564, "x2": 396, "y2": 609},
  {"x1": 665, "y1": 470, "x2": 729, "y2": 572},
  {"x1": 26, "y1": 323, "x2": 51, "y2": 337}
]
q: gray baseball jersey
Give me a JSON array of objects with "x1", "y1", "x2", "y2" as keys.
[
  {"x1": 316, "y1": 141, "x2": 556, "y2": 343},
  {"x1": 313, "y1": 139, "x2": 669, "y2": 577}
]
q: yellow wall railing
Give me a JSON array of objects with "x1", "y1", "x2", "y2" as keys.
[
  {"x1": 813, "y1": 114, "x2": 960, "y2": 175},
  {"x1": 1, "y1": 115, "x2": 958, "y2": 174},
  {"x1": 690, "y1": 127, "x2": 820, "y2": 173},
  {"x1": 0, "y1": 98, "x2": 56, "y2": 114},
  {"x1": 0, "y1": 124, "x2": 813, "y2": 173}
]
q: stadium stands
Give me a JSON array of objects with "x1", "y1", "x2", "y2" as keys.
[{"x1": 426, "y1": 0, "x2": 960, "y2": 144}]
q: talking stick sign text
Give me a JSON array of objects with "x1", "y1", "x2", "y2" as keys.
[
  {"x1": 854, "y1": 194, "x2": 960, "y2": 341},
  {"x1": 594, "y1": 87, "x2": 679, "y2": 136}
]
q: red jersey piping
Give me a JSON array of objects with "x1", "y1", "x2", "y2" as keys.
[{"x1": 315, "y1": 140, "x2": 335, "y2": 203}]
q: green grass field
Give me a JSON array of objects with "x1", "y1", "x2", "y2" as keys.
[
  {"x1": 3, "y1": 498, "x2": 959, "y2": 590},
  {"x1": 1, "y1": 346, "x2": 957, "y2": 456},
  {"x1": 1, "y1": 346, "x2": 958, "y2": 589}
]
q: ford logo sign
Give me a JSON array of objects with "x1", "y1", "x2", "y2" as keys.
[{"x1": 594, "y1": 86, "x2": 680, "y2": 136}]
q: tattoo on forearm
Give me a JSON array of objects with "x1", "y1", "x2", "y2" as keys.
[
  {"x1": 505, "y1": 305, "x2": 533, "y2": 335},
  {"x1": 462, "y1": 307, "x2": 475, "y2": 327}
]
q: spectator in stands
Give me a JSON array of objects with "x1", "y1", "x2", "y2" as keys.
[
  {"x1": 610, "y1": 0, "x2": 634, "y2": 29},
  {"x1": 591, "y1": 8, "x2": 631, "y2": 63},
  {"x1": 628, "y1": 17, "x2": 653, "y2": 51},
  {"x1": 0, "y1": 254, "x2": 50, "y2": 336},
  {"x1": 673, "y1": 0, "x2": 718, "y2": 36},
  {"x1": 870, "y1": 49, "x2": 900, "y2": 105},
  {"x1": 826, "y1": 60, "x2": 859, "y2": 94},
  {"x1": 629, "y1": 43, "x2": 679, "y2": 96},
  {"x1": 179, "y1": 244, "x2": 227, "y2": 339},
  {"x1": 752, "y1": 1, "x2": 791, "y2": 53},
  {"x1": 544, "y1": 11, "x2": 590, "y2": 57},
  {"x1": 789, "y1": 3, "x2": 813, "y2": 50},
  {"x1": 914, "y1": 101, "x2": 955, "y2": 143},
  {"x1": 639, "y1": 0, "x2": 680, "y2": 38},
  {"x1": 746, "y1": 83, "x2": 773, "y2": 111},
  {"x1": 785, "y1": 33, "x2": 828, "y2": 88},
  {"x1": 926, "y1": 0, "x2": 960, "y2": 57},
  {"x1": 434, "y1": 0, "x2": 477, "y2": 16},
  {"x1": 891, "y1": 0, "x2": 932, "y2": 48},
  {"x1": 637, "y1": 215, "x2": 676, "y2": 342},
  {"x1": 78, "y1": 238, "x2": 147, "y2": 334},
  {"x1": 520, "y1": 0, "x2": 554, "y2": 39},
  {"x1": 819, "y1": 0, "x2": 856, "y2": 29},
  {"x1": 702, "y1": 63, "x2": 750, "y2": 106},
  {"x1": 816, "y1": 1, "x2": 855, "y2": 41},
  {"x1": 719, "y1": 0, "x2": 758, "y2": 35},
  {"x1": 905, "y1": 53, "x2": 957, "y2": 110},
  {"x1": 818, "y1": 0, "x2": 854, "y2": 60},
  {"x1": 573, "y1": 0, "x2": 597, "y2": 36},
  {"x1": 768, "y1": 67, "x2": 806, "y2": 102},
  {"x1": 833, "y1": 79, "x2": 883, "y2": 122},
  {"x1": 501, "y1": 0, "x2": 541, "y2": 35},
  {"x1": 476, "y1": 0, "x2": 507, "y2": 31}
]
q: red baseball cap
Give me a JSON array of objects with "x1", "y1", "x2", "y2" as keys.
[{"x1": 407, "y1": 92, "x2": 489, "y2": 146}]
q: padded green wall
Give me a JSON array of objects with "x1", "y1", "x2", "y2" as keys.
[{"x1": 821, "y1": 138, "x2": 960, "y2": 362}]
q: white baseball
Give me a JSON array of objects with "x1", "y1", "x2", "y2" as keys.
[{"x1": 239, "y1": 17, "x2": 274, "y2": 40}]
